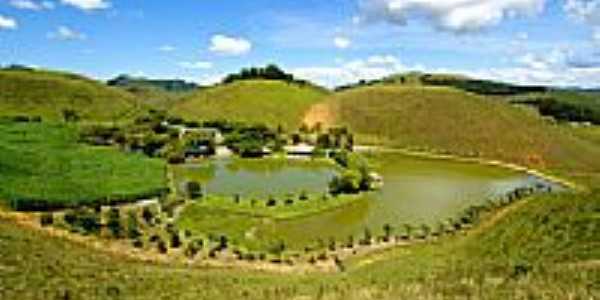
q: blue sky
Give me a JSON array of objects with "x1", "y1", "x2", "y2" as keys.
[{"x1": 1, "y1": 0, "x2": 600, "y2": 87}]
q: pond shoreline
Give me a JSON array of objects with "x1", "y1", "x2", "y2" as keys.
[{"x1": 355, "y1": 146, "x2": 580, "y2": 191}]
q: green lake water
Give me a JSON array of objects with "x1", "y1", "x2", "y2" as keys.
[{"x1": 175, "y1": 153, "x2": 555, "y2": 250}]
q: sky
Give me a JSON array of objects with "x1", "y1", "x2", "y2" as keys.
[{"x1": 1, "y1": 0, "x2": 600, "y2": 88}]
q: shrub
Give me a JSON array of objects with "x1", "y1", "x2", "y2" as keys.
[
  {"x1": 170, "y1": 231, "x2": 182, "y2": 248},
  {"x1": 266, "y1": 197, "x2": 277, "y2": 207},
  {"x1": 107, "y1": 208, "x2": 122, "y2": 238},
  {"x1": 40, "y1": 213, "x2": 54, "y2": 227},
  {"x1": 141, "y1": 206, "x2": 155, "y2": 225},
  {"x1": 329, "y1": 170, "x2": 362, "y2": 195},
  {"x1": 360, "y1": 228, "x2": 372, "y2": 246},
  {"x1": 132, "y1": 239, "x2": 144, "y2": 248},
  {"x1": 127, "y1": 210, "x2": 141, "y2": 240},
  {"x1": 157, "y1": 239, "x2": 168, "y2": 254},
  {"x1": 382, "y1": 224, "x2": 393, "y2": 242},
  {"x1": 184, "y1": 240, "x2": 200, "y2": 258},
  {"x1": 186, "y1": 181, "x2": 203, "y2": 200}
]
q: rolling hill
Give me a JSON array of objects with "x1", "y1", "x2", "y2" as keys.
[
  {"x1": 0, "y1": 69, "x2": 140, "y2": 122},
  {"x1": 171, "y1": 80, "x2": 329, "y2": 129},
  {"x1": 305, "y1": 85, "x2": 600, "y2": 172}
]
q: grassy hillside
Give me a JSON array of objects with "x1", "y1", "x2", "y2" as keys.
[
  {"x1": 0, "y1": 122, "x2": 166, "y2": 210},
  {"x1": 117, "y1": 84, "x2": 192, "y2": 110},
  {"x1": 1, "y1": 180, "x2": 597, "y2": 299},
  {"x1": 172, "y1": 80, "x2": 329, "y2": 129},
  {"x1": 313, "y1": 86, "x2": 600, "y2": 172},
  {"x1": 0, "y1": 69, "x2": 140, "y2": 122}
]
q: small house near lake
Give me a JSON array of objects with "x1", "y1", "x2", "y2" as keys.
[{"x1": 284, "y1": 143, "x2": 315, "y2": 156}]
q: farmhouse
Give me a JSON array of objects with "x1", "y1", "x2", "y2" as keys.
[{"x1": 284, "y1": 143, "x2": 315, "y2": 156}]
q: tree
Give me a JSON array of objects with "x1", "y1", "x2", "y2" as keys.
[
  {"x1": 328, "y1": 237, "x2": 337, "y2": 251},
  {"x1": 62, "y1": 109, "x2": 80, "y2": 123},
  {"x1": 382, "y1": 224, "x2": 393, "y2": 242},
  {"x1": 403, "y1": 224, "x2": 413, "y2": 240},
  {"x1": 142, "y1": 206, "x2": 154, "y2": 225},
  {"x1": 127, "y1": 210, "x2": 141, "y2": 239},
  {"x1": 316, "y1": 133, "x2": 332, "y2": 149},
  {"x1": 170, "y1": 231, "x2": 182, "y2": 248},
  {"x1": 329, "y1": 170, "x2": 362, "y2": 195},
  {"x1": 157, "y1": 238, "x2": 168, "y2": 254},
  {"x1": 186, "y1": 181, "x2": 203, "y2": 200},
  {"x1": 40, "y1": 213, "x2": 54, "y2": 227},
  {"x1": 420, "y1": 224, "x2": 431, "y2": 239},
  {"x1": 218, "y1": 235, "x2": 228, "y2": 251},
  {"x1": 107, "y1": 208, "x2": 122, "y2": 238},
  {"x1": 346, "y1": 235, "x2": 355, "y2": 249},
  {"x1": 360, "y1": 228, "x2": 372, "y2": 246}
]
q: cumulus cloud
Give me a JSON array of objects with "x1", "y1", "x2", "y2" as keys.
[
  {"x1": 0, "y1": 15, "x2": 18, "y2": 30},
  {"x1": 47, "y1": 26, "x2": 86, "y2": 41},
  {"x1": 209, "y1": 35, "x2": 252, "y2": 56},
  {"x1": 564, "y1": 0, "x2": 600, "y2": 24},
  {"x1": 334, "y1": 36, "x2": 352, "y2": 49},
  {"x1": 357, "y1": 0, "x2": 546, "y2": 32},
  {"x1": 292, "y1": 54, "x2": 406, "y2": 87},
  {"x1": 61, "y1": 0, "x2": 110, "y2": 11},
  {"x1": 9, "y1": 0, "x2": 54, "y2": 11},
  {"x1": 178, "y1": 61, "x2": 213, "y2": 70}
]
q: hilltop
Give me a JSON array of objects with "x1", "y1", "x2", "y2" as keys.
[
  {"x1": 0, "y1": 68, "x2": 140, "y2": 122},
  {"x1": 172, "y1": 80, "x2": 329, "y2": 129},
  {"x1": 306, "y1": 85, "x2": 600, "y2": 172}
]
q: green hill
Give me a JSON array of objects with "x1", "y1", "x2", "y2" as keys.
[
  {"x1": 0, "y1": 122, "x2": 167, "y2": 210},
  {"x1": 171, "y1": 80, "x2": 329, "y2": 129},
  {"x1": 0, "y1": 69, "x2": 140, "y2": 122},
  {"x1": 312, "y1": 85, "x2": 600, "y2": 172}
]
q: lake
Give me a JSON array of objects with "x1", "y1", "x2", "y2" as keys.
[{"x1": 175, "y1": 153, "x2": 556, "y2": 251}]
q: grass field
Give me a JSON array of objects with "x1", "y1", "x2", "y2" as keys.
[
  {"x1": 1, "y1": 177, "x2": 598, "y2": 299},
  {"x1": 2, "y1": 72, "x2": 600, "y2": 299},
  {"x1": 0, "y1": 122, "x2": 167, "y2": 210},
  {"x1": 315, "y1": 86, "x2": 600, "y2": 173},
  {"x1": 0, "y1": 69, "x2": 140, "y2": 122},
  {"x1": 171, "y1": 80, "x2": 329, "y2": 129}
]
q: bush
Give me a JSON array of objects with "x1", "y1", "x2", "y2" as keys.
[
  {"x1": 266, "y1": 198, "x2": 277, "y2": 207},
  {"x1": 329, "y1": 170, "x2": 362, "y2": 195},
  {"x1": 40, "y1": 213, "x2": 54, "y2": 227},
  {"x1": 157, "y1": 239, "x2": 168, "y2": 254},
  {"x1": 63, "y1": 208, "x2": 101, "y2": 235},
  {"x1": 186, "y1": 181, "x2": 203, "y2": 200},
  {"x1": 132, "y1": 239, "x2": 144, "y2": 248},
  {"x1": 170, "y1": 231, "x2": 182, "y2": 248},
  {"x1": 107, "y1": 208, "x2": 122, "y2": 238},
  {"x1": 127, "y1": 210, "x2": 142, "y2": 240}
]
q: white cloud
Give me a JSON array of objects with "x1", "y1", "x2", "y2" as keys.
[
  {"x1": 334, "y1": 36, "x2": 352, "y2": 49},
  {"x1": 0, "y1": 15, "x2": 18, "y2": 30},
  {"x1": 158, "y1": 45, "x2": 176, "y2": 52},
  {"x1": 564, "y1": 0, "x2": 600, "y2": 24},
  {"x1": 61, "y1": 0, "x2": 110, "y2": 11},
  {"x1": 209, "y1": 35, "x2": 252, "y2": 56},
  {"x1": 594, "y1": 28, "x2": 600, "y2": 42},
  {"x1": 178, "y1": 61, "x2": 213, "y2": 70},
  {"x1": 9, "y1": 0, "x2": 54, "y2": 11},
  {"x1": 292, "y1": 54, "x2": 406, "y2": 87},
  {"x1": 47, "y1": 26, "x2": 86, "y2": 41},
  {"x1": 357, "y1": 0, "x2": 546, "y2": 32}
]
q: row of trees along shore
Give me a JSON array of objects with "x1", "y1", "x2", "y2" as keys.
[{"x1": 38, "y1": 183, "x2": 547, "y2": 267}]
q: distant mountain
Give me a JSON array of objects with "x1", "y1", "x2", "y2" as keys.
[
  {"x1": 107, "y1": 75, "x2": 200, "y2": 93},
  {"x1": 335, "y1": 72, "x2": 548, "y2": 96}
]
